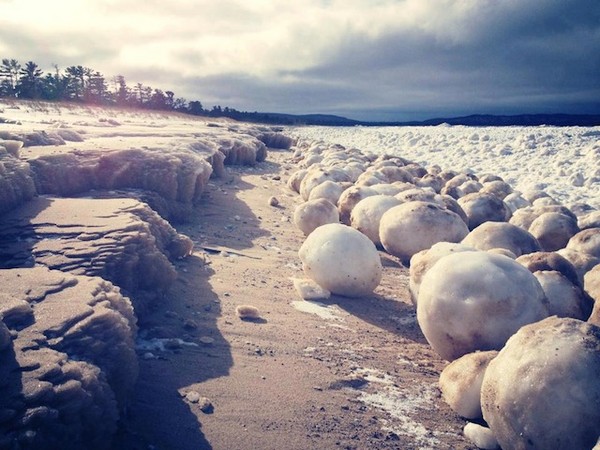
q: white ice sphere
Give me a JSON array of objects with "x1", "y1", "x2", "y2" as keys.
[
  {"x1": 567, "y1": 228, "x2": 600, "y2": 258},
  {"x1": 287, "y1": 169, "x2": 308, "y2": 193},
  {"x1": 461, "y1": 221, "x2": 541, "y2": 257},
  {"x1": 350, "y1": 195, "x2": 401, "y2": 246},
  {"x1": 503, "y1": 192, "x2": 531, "y2": 213},
  {"x1": 299, "y1": 166, "x2": 349, "y2": 200},
  {"x1": 481, "y1": 317, "x2": 600, "y2": 450},
  {"x1": 463, "y1": 423, "x2": 500, "y2": 450},
  {"x1": 457, "y1": 193, "x2": 511, "y2": 230},
  {"x1": 409, "y1": 242, "x2": 475, "y2": 305},
  {"x1": 337, "y1": 185, "x2": 377, "y2": 225},
  {"x1": 529, "y1": 212, "x2": 579, "y2": 251},
  {"x1": 308, "y1": 180, "x2": 345, "y2": 206},
  {"x1": 439, "y1": 350, "x2": 498, "y2": 419},
  {"x1": 298, "y1": 223, "x2": 382, "y2": 297},
  {"x1": 293, "y1": 198, "x2": 339, "y2": 236},
  {"x1": 532, "y1": 270, "x2": 591, "y2": 320},
  {"x1": 417, "y1": 251, "x2": 549, "y2": 361},
  {"x1": 380, "y1": 201, "x2": 469, "y2": 261}
]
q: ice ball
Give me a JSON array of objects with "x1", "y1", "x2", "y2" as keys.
[
  {"x1": 417, "y1": 251, "x2": 549, "y2": 361},
  {"x1": 298, "y1": 223, "x2": 382, "y2": 297},
  {"x1": 481, "y1": 316, "x2": 600, "y2": 450},
  {"x1": 293, "y1": 198, "x2": 339, "y2": 236},
  {"x1": 380, "y1": 201, "x2": 469, "y2": 262}
]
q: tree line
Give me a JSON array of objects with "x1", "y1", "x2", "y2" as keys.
[{"x1": 0, "y1": 58, "x2": 246, "y2": 119}]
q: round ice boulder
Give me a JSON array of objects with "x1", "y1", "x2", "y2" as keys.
[
  {"x1": 337, "y1": 185, "x2": 377, "y2": 225},
  {"x1": 567, "y1": 228, "x2": 600, "y2": 258},
  {"x1": 481, "y1": 316, "x2": 600, "y2": 450},
  {"x1": 293, "y1": 198, "x2": 339, "y2": 236},
  {"x1": 529, "y1": 212, "x2": 579, "y2": 251},
  {"x1": 457, "y1": 193, "x2": 511, "y2": 230},
  {"x1": 530, "y1": 270, "x2": 592, "y2": 320},
  {"x1": 439, "y1": 350, "x2": 498, "y2": 419},
  {"x1": 417, "y1": 251, "x2": 549, "y2": 361},
  {"x1": 380, "y1": 201, "x2": 469, "y2": 262},
  {"x1": 350, "y1": 195, "x2": 401, "y2": 246},
  {"x1": 461, "y1": 221, "x2": 541, "y2": 257},
  {"x1": 298, "y1": 223, "x2": 382, "y2": 297},
  {"x1": 308, "y1": 180, "x2": 345, "y2": 206},
  {"x1": 409, "y1": 242, "x2": 475, "y2": 306}
]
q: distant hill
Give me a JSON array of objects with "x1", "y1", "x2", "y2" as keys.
[{"x1": 244, "y1": 112, "x2": 600, "y2": 127}]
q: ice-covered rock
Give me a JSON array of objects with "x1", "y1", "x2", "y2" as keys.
[
  {"x1": 417, "y1": 251, "x2": 549, "y2": 361},
  {"x1": 350, "y1": 195, "x2": 401, "y2": 246},
  {"x1": 298, "y1": 223, "x2": 382, "y2": 297},
  {"x1": 461, "y1": 221, "x2": 541, "y2": 257},
  {"x1": 0, "y1": 197, "x2": 190, "y2": 317},
  {"x1": 439, "y1": 350, "x2": 498, "y2": 419},
  {"x1": 293, "y1": 198, "x2": 339, "y2": 236},
  {"x1": 481, "y1": 317, "x2": 600, "y2": 450},
  {"x1": 380, "y1": 201, "x2": 469, "y2": 262},
  {"x1": 0, "y1": 267, "x2": 137, "y2": 450}
]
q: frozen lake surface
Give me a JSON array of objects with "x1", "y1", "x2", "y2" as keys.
[{"x1": 287, "y1": 125, "x2": 600, "y2": 210}]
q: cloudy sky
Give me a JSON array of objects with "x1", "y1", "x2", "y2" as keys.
[{"x1": 1, "y1": 0, "x2": 599, "y2": 121}]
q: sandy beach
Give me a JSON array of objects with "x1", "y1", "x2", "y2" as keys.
[
  {"x1": 115, "y1": 148, "x2": 473, "y2": 449},
  {"x1": 0, "y1": 102, "x2": 475, "y2": 449}
]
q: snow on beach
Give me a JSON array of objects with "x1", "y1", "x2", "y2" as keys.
[{"x1": 287, "y1": 125, "x2": 600, "y2": 210}]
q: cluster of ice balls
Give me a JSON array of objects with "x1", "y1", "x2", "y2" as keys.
[{"x1": 287, "y1": 139, "x2": 600, "y2": 449}]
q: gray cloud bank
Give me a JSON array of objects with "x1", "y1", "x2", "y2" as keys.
[{"x1": 1, "y1": 0, "x2": 599, "y2": 121}]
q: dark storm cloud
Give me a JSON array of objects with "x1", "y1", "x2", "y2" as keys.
[{"x1": 1, "y1": 0, "x2": 599, "y2": 120}]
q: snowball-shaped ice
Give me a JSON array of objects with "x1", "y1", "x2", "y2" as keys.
[
  {"x1": 293, "y1": 198, "x2": 339, "y2": 236},
  {"x1": 299, "y1": 166, "x2": 349, "y2": 200},
  {"x1": 439, "y1": 350, "x2": 498, "y2": 419},
  {"x1": 287, "y1": 169, "x2": 308, "y2": 193},
  {"x1": 308, "y1": 180, "x2": 345, "y2": 206},
  {"x1": 481, "y1": 316, "x2": 600, "y2": 450},
  {"x1": 337, "y1": 185, "x2": 377, "y2": 225},
  {"x1": 370, "y1": 183, "x2": 407, "y2": 196},
  {"x1": 417, "y1": 251, "x2": 549, "y2": 361},
  {"x1": 298, "y1": 223, "x2": 382, "y2": 297},
  {"x1": 395, "y1": 188, "x2": 437, "y2": 204},
  {"x1": 567, "y1": 228, "x2": 600, "y2": 258},
  {"x1": 380, "y1": 201, "x2": 469, "y2": 262},
  {"x1": 556, "y1": 248, "x2": 600, "y2": 285},
  {"x1": 579, "y1": 210, "x2": 600, "y2": 231},
  {"x1": 409, "y1": 242, "x2": 475, "y2": 305},
  {"x1": 529, "y1": 212, "x2": 579, "y2": 251},
  {"x1": 503, "y1": 192, "x2": 531, "y2": 213},
  {"x1": 530, "y1": 270, "x2": 592, "y2": 320},
  {"x1": 458, "y1": 193, "x2": 511, "y2": 230},
  {"x1": 480, "y1": 180, "x2": 512, "y2": 200},
  {"x1": 415, "y1": 174, "x2": 443, "y2": 193},
  {"x1": 461, "y1": 222, "x2": 541, "y2": 257},
  {"x1": 585, "y1": 264, "x2": 600, "y2": 303},
  {"x1": 517, "y1": 251, "x2": 582, "y2": 288},
  {"x1": 350, "y1": 195, "x2": 401, "y2": 246}
]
